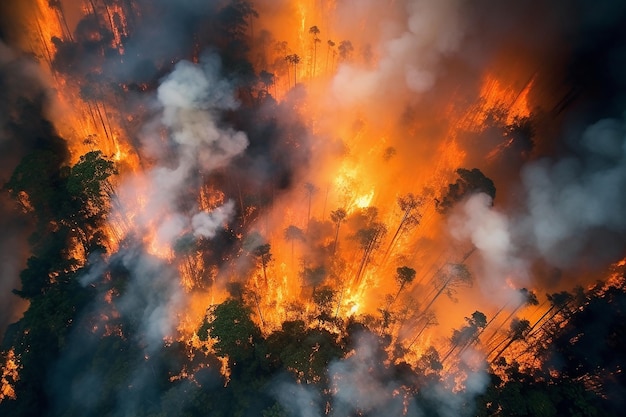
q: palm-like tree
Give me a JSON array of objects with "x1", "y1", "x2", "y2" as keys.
[
  {"x1": 309, "y1": 26, "x2": 321, "y2": 76},
  {"x1": 330, "y1": 208, "x2": 347, "y2": 255},
  {"x1": 394, "y1": 266, "x2": 416, "y2": 304},
  {"x1": 304, "y1": 182, "x2": 318, "y2": 230},
  {"x1": 284, "y1": 225, "x2": 305, "y2": 267},
  {"x1": 384, "y1": 193, "x2": 424, "y2": 260},
  {"x1": 338, "y1": 40, "x2": 354, "y2": 61},
  {"x1": 253, "y1": 243, "x2": 272, "y2": 285},
  {"x1": 326, "y1": 40, "x2": 336, "y2": 73},
  {"x1": 291, "y1": 54, "x2": 301, "y2": 85},
  {"x1": 442, "y1": 311, "x2": 487, "y2": 363},
  {"x1": 422, "y1": 262, "x2": 472, "y2": 314},
  {"x1": 487, "y1": 318, "x2": 531, "y2": 361},
  {"x1": 285, "y1": 54, "x2": 301, "y2": 86}
]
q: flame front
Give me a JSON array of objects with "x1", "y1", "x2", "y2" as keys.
[{"x1": 6, "y1": 0, "x2": 550, "y2": 362}]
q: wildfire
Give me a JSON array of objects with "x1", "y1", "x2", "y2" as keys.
[
  {"x1": 5, "y1": 1, "x2": 615, "y2": 403},
  {"x1": 0, "y1": 349, "x2": 20, "y2": 402}
]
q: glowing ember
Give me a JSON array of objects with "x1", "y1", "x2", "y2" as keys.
[{"x1": 0, "y1": 349, "x2": 20, "y2": 402}]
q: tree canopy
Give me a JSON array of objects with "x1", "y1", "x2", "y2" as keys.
[{"x1": 436, "y1": 168, "x2": 496, "y2": 213}]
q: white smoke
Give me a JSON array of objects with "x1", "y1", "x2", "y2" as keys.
[
  {"x1": 328, "y1": 333, "x2": 418, "y2": 417},
  {"x1": 116, "y1": 53, "x2": 248, "y2": 248},
  {"x1": 192, "y1": 199, "x2": 235, "y2": 238},
  {"x1": 116, "y1": 249, "x2": 183, "y2": 352},
  {"x1": 331, "y1": 0, "x2": 465, "y2": 105},
  {"x1": 521, "y1": 117, "x2": 626, "y2": 267},
  {"x1": 59, "y1": 52, "x2": 249, "y2": 416},
  {"x1": 273, "y1": 332, "x2": 488, "y2": 417},
  {"x1": 448, "y1": 116, "x2": 626, "y2": 299},
  {"x1": 448, "y1": 193, "x2": 528, "y2": 305},
  {"x1": 95, "y1": 53, "x2": 251, "y2": 355},
  {"x1": 272, "y1": 377, "x2": 323, "y2": 417}
]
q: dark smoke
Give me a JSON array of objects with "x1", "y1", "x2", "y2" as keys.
[{"x1": 0, "y1": 38, "x2": 67, "y2": 338}]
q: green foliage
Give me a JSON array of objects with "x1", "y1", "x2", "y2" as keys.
[
  {"x1": 5, "y1": 149, "x2": 66, "y2": 218},
  {"x1": 266, "y1": 321, "x2": 343, "y2": 384},
  {"x1": 201, "y1": 299, "x2": 262, "y2": 364},
  {"x1": 7, "y1": 151, "x2": 116, "y2": 300},
  {"x1": 66, "y1": 150, "x2": 116, "y2": 209},
  {"x1": 477, "y1": 366, "x2": 610, "y2": 417},
  {"x1": 262, "y1": 403, "x2": 287, "y2": 417},
  {"x1": 0, "y1": 148, "x2": 117, "y2": 415}
]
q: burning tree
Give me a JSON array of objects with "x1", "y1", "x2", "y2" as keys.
[
  {"x1": 309, "y1": 25, "x2": 321, "y2": 77},
  {"x1": 330, "y1": 207, "x2": 347, "y2": 255},
  {"x1": 435, "y1": 168, "x2": 496, "y2": 213},
  {"x1": 283, "y1": 225, "x2": 305, "y2": 267},
  {"x1": 353, "y1": 218, "x2": 387, "y2": 284},
  {"x1": 443, "y1": 310, "x2": 487, "y2": 363},
  {"x1": 488, "y1": 318, "x2": 531, "y2": 361},
  {"x1": 393, "y1": 265, "x2": 416, "y2": 304},
  {"x1": 421, "y1": 262, "x2": 473, "y2": 314},
  {"x1": 338, "y1": 40, "x2": 354, "y2": 61},
  {"x1": 384, "y1": 192, "x2": 426, "y2": 259},
  {"x1": 253, "y1": 243, "x2": 272, "y2": 286}
]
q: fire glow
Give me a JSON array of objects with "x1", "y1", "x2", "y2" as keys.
[{"x1": 2, "y1": 0, "x2": 570, "y2": 367}]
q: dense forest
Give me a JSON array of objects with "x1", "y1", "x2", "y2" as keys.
[{"x1": 1, "y1": 1, "x2": 626, "y2": 416}]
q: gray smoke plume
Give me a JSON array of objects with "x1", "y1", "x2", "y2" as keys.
[
  {"x1": 331, "y1": 0, "x2": 465, "y2": 106},
  {"x1": 116, "y1": 53, "x2": 248, "y2": 247},
  {"x1": 273, "y1": 332, "x2": 488, "y2": 417},
  {"x1": 520, "y1": 117, "x2": 626, "y2": 268},
  {"x1": 0, "y1": 40, "x2": 55, "y2": 337},
  {"x1": 50, "y1": 51, "x2": 250, "y2": 416},
  {"x1": 448, "y1": 116, "x2": 626, "y2": 300}
]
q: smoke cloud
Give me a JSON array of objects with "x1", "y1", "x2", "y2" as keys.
[
  {"x1": 49, "y1": 249, "x2": 184, "y2": 416},
  {"x1": 448, "y1": 115, "x2": 626, "y2": 298},
  {"x1": 46, "y1": 46, "x2": 251, "y2": 416},
  {"x1": 520, "y1": 117, "x2": 626, "y2": 268},
  {"x1": 0, "y1": 39, "x2": 58, "y2": 337},
  {"x1": 331, "y1": 0, "x2": 465, "y2": 106},
  {"x1": 447, "y1": 193, "x2": 528, "y2": 305},
  {"x1": 116, "y1": 53, "x2": 248, "y2": 250},
  {"x1": 273, "y1": 332, "x2": 488, "y2": 417}
]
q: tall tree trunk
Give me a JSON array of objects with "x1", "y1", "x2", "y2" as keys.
[
  {"x1": 312, "y1": 42, "x2": 317, "y2": 77},
  {"x1": 332, "y1": 223, "x2": 341, "y2": 255},
  {"x1": 384, "y1": 208, "x2": 414, "y2": 261},
  {"x1": 406, "y1": 317, "x2": 434, "y2": 349},
  {"x1": 94, "y1": 101, "x2": 111, "y2": 142},
  {"x1": 294, "y1": 63, "x2": 297, "y2": 85},
  {"x1": 252, "y1": 292, "x2": 265, "y2": 328},
  {"x1": 261, "y1": 255, "x2": 268, "y2": 286}
]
